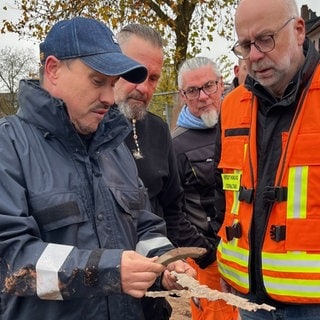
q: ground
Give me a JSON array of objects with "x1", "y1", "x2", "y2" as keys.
[{"x1": 167, "y1": 295, "x2": 191, "y2": 319}]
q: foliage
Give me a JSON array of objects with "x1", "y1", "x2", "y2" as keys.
[
  {"x1": 0, "y1": 46, "x2": 39, "y2": 115},
  {"x1": 0, "y1": 93, "x2": 16, "y2": 116},
  {"x1": 149, "y1": 62, "x2": 179, "y2": 124}
]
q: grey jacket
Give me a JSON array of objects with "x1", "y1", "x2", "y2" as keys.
[{"x1": 0, "y1": 80, "x2": 173, "y2": 320}]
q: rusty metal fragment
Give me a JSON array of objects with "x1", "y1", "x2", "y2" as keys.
[{"x1": 146, "y1": 271, "x2": 276, "y2": 312}]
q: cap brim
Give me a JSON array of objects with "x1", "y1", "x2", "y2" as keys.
[{"x1": 81, "y1": 52, "x2": 147, "y2": 84}]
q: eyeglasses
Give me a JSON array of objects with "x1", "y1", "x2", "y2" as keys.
[
  {"x1": 181, "y1": 80, "x2": 220, "y2": 100},
  {"x1": 232, "y1": 17, "x2": 296, "y2": 60}
]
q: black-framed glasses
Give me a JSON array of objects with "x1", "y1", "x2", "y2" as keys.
[
  {"x1": 232, "y1": 17, "x2": 296, "y2": 60},
  {"x1": 181, "y1": 80, "x2": 220, "y2": 100}
]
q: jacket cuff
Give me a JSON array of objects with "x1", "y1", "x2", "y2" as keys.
[{"x1": 194, "y1": 248, "x2": 216, "y2": 269}]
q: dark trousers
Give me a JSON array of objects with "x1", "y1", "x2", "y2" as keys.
[{"x1": 141, "y1": 297, "x2": 172, "y2": 320}]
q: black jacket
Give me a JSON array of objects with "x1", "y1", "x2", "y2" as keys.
[
  {"x1": 172, "y1": 125, "x2": 223, "y2": 260},
  {"x1": 125, "y1": 112, "x2": 216, "y2": 267},
  {"x1": 125, "y1": 112, "x2": 216, "y2": 319}
]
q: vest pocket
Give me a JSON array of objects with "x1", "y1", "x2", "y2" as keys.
[
  {"x1": 289, "y1": 133, "x2": 320, "y2": 166},
  {"x1": 219, "y1": 136, "x2": 247, "y2": 170}
]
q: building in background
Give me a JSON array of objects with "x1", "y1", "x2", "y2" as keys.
[{"x1": 301, "y1": 4, "x2": 320, "y2": 52}]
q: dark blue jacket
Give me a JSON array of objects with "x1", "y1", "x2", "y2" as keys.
[{"x1": 0, "y1": 80, "x2": 173, "y2": 320}]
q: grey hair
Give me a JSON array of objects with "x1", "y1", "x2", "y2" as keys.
[
  {"x1": 177, "y1": 56, "x2": 222, "y2": 88},
  {"x1": 117, "y1": 24, "x2": 163, "y2": 49}
]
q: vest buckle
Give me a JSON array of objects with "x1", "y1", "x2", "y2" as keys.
[
  {"x1": 226, "y1": 222, "x2": 242, "y2": 241},
  {"x1": 264, "y1": 186, "x2": 287, "y2": 202},
  {"x1": 270, "y1": 225, "x2": 286, "y2": 242},
  {"x1": 238, "y1": 186, "x2": 254, "y2": 203}
]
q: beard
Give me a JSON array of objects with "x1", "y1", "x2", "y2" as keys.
[
  {"x1": 200, "y1": 109, "x2": 219, "y2": 128},
  {"x1": 117, "y1": 100, "x2": 147, "y2": 121}
]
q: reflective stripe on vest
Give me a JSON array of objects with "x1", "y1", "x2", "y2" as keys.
[
  {"x1": 231, "y1": 170, "x2": 241, "y2": 214},
  {"x1": 262, "y1": 251, "x2": 320, "y2": 299},
  {"x1": 263, "y1": 276, "x2": 320, "y2": 299},
  {"x1": 287, "y1": 166, "x2": 308, "y2": 219},
  {"x1": 218, "y1": 239, "x2": 250, "y2": 291}
]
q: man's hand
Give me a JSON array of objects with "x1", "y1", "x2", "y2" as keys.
[
  {"x1": 161, "y1": 260, "x2": 196, "y2": 290},
  {"x1": 120, "y1": 251, "x2": 165, "y2": 298}
]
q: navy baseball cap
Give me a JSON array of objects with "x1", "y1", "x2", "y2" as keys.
[{"x1": 39, "y1": 17, "x2": 147, "y2": 83}]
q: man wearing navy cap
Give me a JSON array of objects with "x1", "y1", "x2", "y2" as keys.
[{"x1": 0, "y1": 17, "x2": 194, "y2": 320}]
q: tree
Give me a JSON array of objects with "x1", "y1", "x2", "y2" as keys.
[{"x1": 0, "y1": 46, "x2": 38, "y2": 114}]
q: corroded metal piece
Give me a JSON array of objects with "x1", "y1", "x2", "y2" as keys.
[{"x1": 146, "y1": 271, "x2": 276, "y2": 312}]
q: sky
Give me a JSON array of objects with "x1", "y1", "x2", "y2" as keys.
[{"x1": 0, "y1": 1, "x2": 320, "y2": 65}]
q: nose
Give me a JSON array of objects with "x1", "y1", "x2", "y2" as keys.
[
  {"x1": 248, "y1": 43, "x2": 265, "y2": 61},
  {"x1": 100, "y1": 86, "x2": 115, "y2": 106},
  {"x1": 135, "y1": 80, "x2": 149, "y2": 95},
  {"x1": 199, "y1": 88, "x2": 210, "y2": 99}
]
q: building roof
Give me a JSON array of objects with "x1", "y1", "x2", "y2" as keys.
[{"x1": 301, "y1": 4, "x2": 320, "y2": 35}]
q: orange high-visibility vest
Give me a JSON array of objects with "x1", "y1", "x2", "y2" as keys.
[{"x1": 217, "y1": 65, "x2": 320, "y2": 304}]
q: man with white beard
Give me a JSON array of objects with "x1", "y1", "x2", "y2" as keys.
[{"x1": 172, "y1": 57, "x2": 238, "y2": 320}]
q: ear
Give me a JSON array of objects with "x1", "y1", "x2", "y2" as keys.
[
  {"x1": 233, "y1": 65, "x2": 240, "y2": 77},
  {"x1": 44, "y1": 56, "x2": 62, "y2": 84},
  {"x1": 219, "y1": 77, "x2": 225, "y2": 92},
  {"x1": 295, "y1": 17, "x2": 306, "y2": 46},
  {"x1": 179, "y1": 90, "x2": 187, "y2": 102}
]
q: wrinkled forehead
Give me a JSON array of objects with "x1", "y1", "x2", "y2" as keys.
[{"x1": 235, "y1": 0, "x2": 287, "y2": 39}]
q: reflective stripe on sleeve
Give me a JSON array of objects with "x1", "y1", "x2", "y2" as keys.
[
  {"x1": 136, "y1": 236, "x2": 172, "y2": 257},
  {"x1": 36, "y1": 243, "x2": 74, "y2": 300}
]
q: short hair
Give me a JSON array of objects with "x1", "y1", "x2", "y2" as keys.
[
  {"x1": 177, "y1": 57, "x2": 222, "y2": 88},
  {"x1": 117, "y1": 24, "x2": 163, "y2": 49}
]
